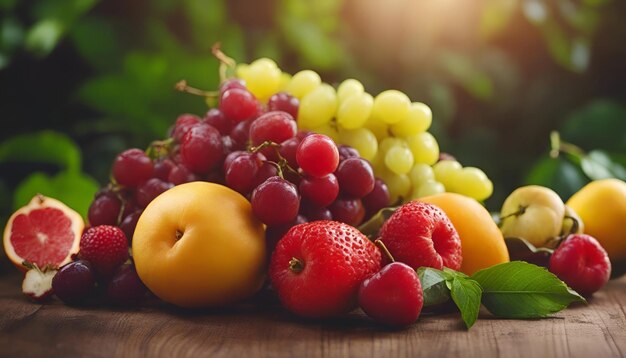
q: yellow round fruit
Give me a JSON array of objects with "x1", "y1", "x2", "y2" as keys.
[
  {"x1": 132, "y1": 182, "x2": 266, "y2": 308},
  {"x1": 566, "y1": 179, "x2": 626, "y2": 264},
  {"x1": 420, "y1": 193, "x2": 510, "y2": 275}
]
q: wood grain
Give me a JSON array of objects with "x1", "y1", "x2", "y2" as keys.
[{"x1": 0, "y1": 272, "x2": 624, "y2": 358}]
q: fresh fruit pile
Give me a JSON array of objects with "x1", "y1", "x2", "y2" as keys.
[
  {"x1": 2, "y1": 49, "x2": 624, "y2": 330},
  {"x1": 235, "y1": 58, "x2": 494, "y2": 203}
]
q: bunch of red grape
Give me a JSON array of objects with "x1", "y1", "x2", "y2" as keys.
[{"x1": 87, "y1": 78, "x2": 391, "y2": 251}]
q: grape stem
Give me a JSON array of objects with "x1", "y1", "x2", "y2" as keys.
[
  {"x1": 249, "y1": 141, "x2": 301, "y2": 179},
  {"x1": 174, "y1": 80, "x2": 219, "y2": 98},
  {"x1": 550, "y1": 131, "x2": 585, "y2": 160},
  {"x1": 211, "y1": 42, "x2": 237, "y2": 83}
]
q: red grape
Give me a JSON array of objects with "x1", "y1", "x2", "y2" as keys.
[
  {"x1": 220, "y1": 88, "x2": 258, "y2": 122},
  {"x1": 253, "y1": 161, "x2": 279, "y2": 188},
  {"x1": 112, "y1": 149, "x2": 153, "y2": 187},
  {"x1": 329, "y1": 197, "x2": 365, "y2": 226},
  {"x1": 268, "y1": 92, "x2": 299, "y2": 119},
  {"x1": 335, "y1": 158, "x2": 375, "y2": 198},
  {"x1": 52, "y1": 260, "x2": 96, "y2": 305},
  {"x1": 296, "y1": 134, "x2": 339, "y2": 177},
  {"x1": 172, "y1": 114, "x2": 201, "y2": 142},
  {"x1": 204, "y1": 108, "x2": 233, "y2": 135},
  {"x1": 219, "y1": 78, "x2": 246, "y2": 97},
  {"x1": 251, "y1": 176, "x2": 300, "y2": 225},
  {"x1": 153, "y1": 159, "x2": 175, "y2": 181},
  {"x1": 88, "y1": 191, "x2": 121, "y2": 226},
  {"x1": 168, "y1": 164, "x2": 199, "y2": 185},
  {"x1": 299, "y1": 174, "x2": 339, "y2": 207},
  {"x1": 230, "y1": 118, "x2": 254, "y2": 149},
  {"x1": 107, "y1": 264, "x2": 148, "y2": 306},
  {"x1": 225, "y1": 152, "x2": 264, "y2": 194},
  {"x1": 119, "y1": 211, "x2": 141, "y2": 244},
  {"x1": 180, "y1": 123, "x2": 223, "y2": 174},
  {"x1": 136, "y1": 178, "x2": 174, "y2": 208},
  {"x1": 279, "y1": 137, "x2": 301, "y2": 168},
  {"x1": 362, "y1": 178, "x2": 391, "y2": 220},
  {"x1": 338, "y1": 145, "x2": 360, "y2": 162},
  {"x1": 249, "y1": 111, "x2": 297, "y2": 147}
]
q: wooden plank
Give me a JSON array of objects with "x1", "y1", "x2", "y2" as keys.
[{"x1": 0, "y1": 272, "x2": 624, "y2": 358}]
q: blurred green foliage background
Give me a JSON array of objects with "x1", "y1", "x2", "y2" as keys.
[{"x1": 1, "y1": 0, "x2": 625, "y2": 226}]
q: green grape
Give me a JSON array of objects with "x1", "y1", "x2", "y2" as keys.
[
  {"x1": 337, "y1": 79, "x2": 364, "y2": 103},
  {"x1": 338, "y1": 127, "x2": 378, "y2": 161},
  {"x1": 235, "y1": 63, "x2": 249, "y2": 79},
  {"x1": 278, "y1": 72, "x2": 292, "y2": 92},
  {"x1": 364, "y1": 116, "x2": 389, "y2": 141},
  {"x1": 385, "y1": 146, "x2": 414, "y2": 175},
  {"x1": 379, "y1": 168, "x2": 411, "y2": 204},
  {"x1": 409, "y1": 163, "x2": 435, "y2": 187},
  {"x1": 455, "y1": 167, "x2": 493, "y2": 201},
  {"x1": 406, "y1": 132, "x2": 439, "y2": 165},
  {"x1": 372, "y1": 90, "x2": 410, "y2": 124},
  {"x1": 336, "y1": 92, "x2": 373, "y2": 130},
  {"x1": 243, "y1": 58, "x2": 282, "y2": 101},
  {"x1": 369, "y1": 151, "x2": 386, "y2": 173},
  {"x1": 286, "y1": 70, "x2": 321, "y2": 99},
  {"x1": 433, "y1": 160, "x2": 463, "y2": 192},
  {"x1": 379, "y1": 137, "x2": 404, "y2": 155},
  {"x1": 297, "y1": 83, "x2": 337, "y2": 129},
  {"x1": 390, "y1": 102, "x2": 432, "y2": 137},
  {"x1": 410, "y1": 180, "x2": 445, "y2": 200},
  {"x1": 312, "y1": 122, "x2": 340, "y2": 142}
]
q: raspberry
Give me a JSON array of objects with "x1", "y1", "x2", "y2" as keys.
[
  {"x1": 378, "y1": 201, "x2": 462, "y2": 270},
  {"x1": 79, "y1": 225, "x2": 129, "y2": 279},
  {"x1": 549, "y1": 234, "x2": 611, "y2": 296},
  {"x1": 269, "y1": 221, "x2": 381, "y2": 318}
]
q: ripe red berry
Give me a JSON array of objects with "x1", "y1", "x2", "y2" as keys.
[
  {"x1": 296, "y1": 134, "x2": 339, "y2": 177},
  {"x1": 358, "y1": 262, "x2": 424, "y2": 326},
  {"x1": 79, "y1": 225, "x2": 129, "y2": 279},
  {"x1": 549, "y1": 234, "x2": 611, "y2": 296},
  {"x1": 378, "y1": 201, "x2": 462, "y2": 270},
  {"x1": 112, "y1": 149, "x2": 153, "y2": 187},
  {"x1": 269, "y1": 221, "x2": 382, "y2": 318}
]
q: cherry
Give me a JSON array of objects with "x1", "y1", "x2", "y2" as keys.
[
  {"x1": 358, "y1": 261, "x2": 423, "y2": 326},
  {"x1": 107, "y1": 264, "x2": 148, "y2": 306},
  {"x1": 549, "y1": 234, "x2": 611, "y2": 296},
  {"x1": 52, "y1": 260, "x2": 97, "y2": 305}
]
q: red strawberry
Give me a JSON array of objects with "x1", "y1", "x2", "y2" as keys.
[
  {"x1": 79, "y1": 225, "x2": 129, "y2": 279},
  {"x1": 549, "y1": 234, "x2": 611, "y2": 296},
  {"x1": 378, "y1": 201, "x2": 462, "y2": 270},
  {"x1": 269, "y1": 221, "x2": 381, "y2": 319}
]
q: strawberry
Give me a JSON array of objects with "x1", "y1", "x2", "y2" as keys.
[
  {"x1": 269, "y1": 221, "x2": 381, "y2": 319},
  {"x1": 79, "y1": 225, "x2": 129, "y2": 279},
  {"x1": 378, "y1": 201, "x2": 462, "y2": 270}
]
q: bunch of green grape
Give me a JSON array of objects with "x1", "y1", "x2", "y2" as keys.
[{"x1": 235, "y1": 58, "x2": 493, "y2": 203}]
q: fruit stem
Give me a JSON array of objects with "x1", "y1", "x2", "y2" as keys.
[
  {"x1": 211, "y1": 42, "x2": 237, "y2": 83},
  {"x1": 550, "y1": 131, "x2": 586, "y2": 160},
  {"x1": 563, "y1": 215, "x2": 580, "y2": 237},
  {"x1": 146, "y1": 138, "x2": 174, "y2": 160},
  {"x1": 374, "y1": 239, "x2": 395, "y2": 263},
  {"x1": 288, "y1": 257, "x2": 304, "y2": 273},
  {"x1": 175, "y1": 80, "x2": 219, "y2": 98},
  {"x1": 498, "y1": 205, "x2": 527, "y2": 225}
]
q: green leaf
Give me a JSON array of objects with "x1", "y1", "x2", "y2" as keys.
[
  {"x1": 450, "y1": 277, "x2": 482, "y2": 329},
  {"x1": 525, "y1": 156, "x2": 588, "y2": 200},
  {"x1": 14, "y1": 171, "x2": 99, "y2": 219},
  {"x1": 580, "y1": 150, "x2": 626, "y2": 181},
  {"x1": 71, "y1": 17, "x2": 122, "y2": 71},
  {"x1": 472, "y1": 261, "x2": 586, "y2": 318},
  {"x1": 417, "y1": 267, "x2": 452, "y2": 306},
  {"x1": 25, "y1": 19, "x2": 65, "y2": 57},
  {"x1": 0, "y1": 131, "x2": 81, "y2": 172}
]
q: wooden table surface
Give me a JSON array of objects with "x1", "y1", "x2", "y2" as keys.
[{"x1": 1, "y1": 271, "x2": 624, "y2": 358}]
